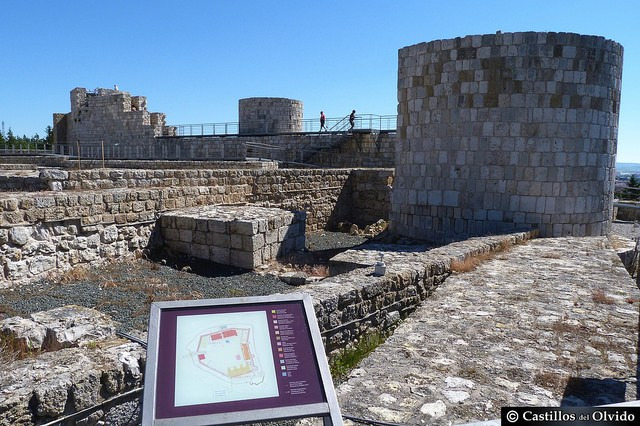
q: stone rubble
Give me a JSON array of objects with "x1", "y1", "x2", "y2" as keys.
[
  {"x1": 1, "y1": 305, "x2": 116, "y2": 352},
  {"x1": 0, "y1": 306, "x2": 144, "y2": 425}
]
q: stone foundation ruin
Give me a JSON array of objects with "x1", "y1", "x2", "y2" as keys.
[
  {"x1": 160, "y1": 205, "x2": 306, "y2": 269},
  {"x1": 0, "y1": 30, "x2": 632, "y2": 425}
]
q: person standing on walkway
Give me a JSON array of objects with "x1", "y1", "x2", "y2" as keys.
[
  {"x1": 320, "y1": 111, "x2": 327, "y2": 131},
  {"x1": 349, "y1": 110, "x2": 356, "y2": 130}
]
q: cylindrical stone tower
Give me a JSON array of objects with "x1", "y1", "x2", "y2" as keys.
[
  {"x1": 238, "y1": 97, "x2": 303, "y2": 135},
  {"x1": 391, "y1": 32, "x2": 623, "y2": 241}
]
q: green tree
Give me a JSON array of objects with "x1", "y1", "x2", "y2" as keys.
[
  {"x1": 628, "y1": 174, "x2": 640, "y2": 188},
  {"x1": 6, "y1": 128, "x2": 16, "y2": 144},
  {"x1": 45, "y1": 125, "x2": 53, "y2": 145}
]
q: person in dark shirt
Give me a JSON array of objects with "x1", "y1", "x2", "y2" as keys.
[{"x1": 349, "y1": 110, "x2": 356, "y2": 130}]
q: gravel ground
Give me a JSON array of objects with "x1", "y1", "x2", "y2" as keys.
[{"x1": 0, "y1": 231, "x2": 368, "y2": 333}]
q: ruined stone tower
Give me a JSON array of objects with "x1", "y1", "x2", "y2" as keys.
[
  {"x1": 53, "y1": 87, "x2": 175, "y2": 146},
  {"x1": 391, "y1": 32, "x2": 623, "y2": 241}
]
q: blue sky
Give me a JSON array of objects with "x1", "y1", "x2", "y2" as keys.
[{"x1": 1, "y1": 1, "x2": 638, "y2": 161}]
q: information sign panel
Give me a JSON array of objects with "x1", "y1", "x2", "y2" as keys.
[{"x1": 142, "y1": 293, "x2": 343, "y2": 425}]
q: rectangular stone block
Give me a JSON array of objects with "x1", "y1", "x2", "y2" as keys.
[
  {"x1": 231, "y1": 220, "x2": 258, "y2": 235},
  {"x1": 162, "y1": 228, "x2": 180, "y2": 242},
  {"x1": 191, "y1": 243, "x2": 209, "y2": 259},
  {"x1": 230, "y1": 233, "x2": 243, "y2": 249},
  {"x1": 178, "y1": 229, "x2": 192, "y2": 243},
  {"x1": 160, "y1": 205, "x2": 305, "y2": 269},
  {"x1": 210, "y1": 246, "x2": 230, "y2": 264}
]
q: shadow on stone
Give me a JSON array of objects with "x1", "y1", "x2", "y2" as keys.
[{"x1": 560, "y1": 377, "x2": 627, "y2": 406}]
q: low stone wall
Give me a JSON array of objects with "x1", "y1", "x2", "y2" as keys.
[
  {"x1": 160, "y1": 206, "x2": 306, "y2": 268},
  {"x1": 244, "y1": 132, "x2": 395, "y2": 168},
  {"x1": 0, "y1": 176, "x2": 47, "y2": 192},
  {"x1": 0, "y1": 170, "x2": 353, "y2": 230},
  {"x1": 304, "y1": 230, "x2": 535, "y2": 356},
  {"x1": 302, "y1": 132, "x2": 396, "y2": 168},
  {"x1": 614, "y1": 202, "x2": 640, "y2": 222},
  {"x1": 0, "y1": 221, "x2": 156, "y2": 286},
  {"x1": 0, "y1": 156, "x2": 277, "y2": 170},
  {"x1": 56, "y1": 135, "x2": 246, "y2": 161},
  {"x1": 0, "y1": 168, "x2": 393, "y2": 284}
]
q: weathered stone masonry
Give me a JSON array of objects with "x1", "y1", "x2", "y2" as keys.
[
  {"x1": 54, "y1": 87, "x2": 176, "y2": 146},
  {"x1": 392, "y1": 32, "x2": 623, "y2": 241},
  {"x1": 160, "y1": 205, "x2": 306, "y2": 269},
  {"x1": 0, "y1": 168, "x2": 392, "y2": 284},
  {"x1": 0, "y1": 228, "x2": 535, "y2": 425}
]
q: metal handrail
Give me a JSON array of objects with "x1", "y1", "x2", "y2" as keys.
[
  {"x1": 171, "y1": 114, "x2": 397, "y2": 136},
  {"x1": 0, "y1": 143, "x2": 54, "y2": 155},
  {"x1": 329, "y1": 115, "x2": 351, "y2": 132}
]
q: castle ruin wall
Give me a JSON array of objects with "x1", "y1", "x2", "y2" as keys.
[
  {"x1": 54, "y1": 88, "x2": 176, "y2": 148},
  {"x1": 0, "y1": 168, "x2": 391, "y2": 284},
  {"x1": 391, "y1": 32, "x2": 623, "y2": 241}
]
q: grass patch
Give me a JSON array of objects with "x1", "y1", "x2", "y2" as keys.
[
  {"x1": 300, "y1": 264, "x2": 329, "y2": 277},
  {"x1": 533, "y1": 371, "x2": 567, "y2": 392},
  {"x1": 0, "y1": 337, "x2": 19, "y2": 367},
  {"x1": 329, "y1": 332, "x2": 386, "y2": 382},
  {"x1": 450, "y1": 239, "x2": 516, "y2": 274},
  {"x1": 451, "y1": 251, "x2": 495, "y2": 273},
  {"x1": 592, "y1": 289, "x2": 615, "y2": 305},
  {"x1": 54, "y1": 265, "x2": 90, "y2": 284},
  {"x1": 0, "y1": 332, "x2": 37, "y2": 362}
]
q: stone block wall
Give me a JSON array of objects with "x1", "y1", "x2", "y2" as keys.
[
  {"x1": 247, "y1": 169, "x2": 353, "y2": 230},
  {"x1": 239, "y1": 97, "x2": 304, "y2": 134},
  {"x1": 613, "y1": 202, "x2": 640, "y2": 222},
  {"x1": 392, "y1": 32, "x2": 623, "y2": 241},
  {"x1": 0, "y1": 222, "x2": 155, "y2": 285},
  {"x1": 347, "y1": 168, "x2": 394, "y2": 227},
  {"x1": 0, "y1": 157, "x2": 275, "y2": 171},
  {"x1": 55, "y1": 135, "x2": 246, "y2": 161},
  {"x1": 160, "y1": 206, "x2": 306, "y2": 269},
  {"x1": 296, "y1": 132, "x2": 396, "y2": 168},
  {"x1": 0, "y1": 167, "x2": 392, "y2": 283}
]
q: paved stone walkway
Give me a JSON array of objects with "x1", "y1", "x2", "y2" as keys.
[{"x1": 336, "y1": 236, "x2": 640, "y2": 425}]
